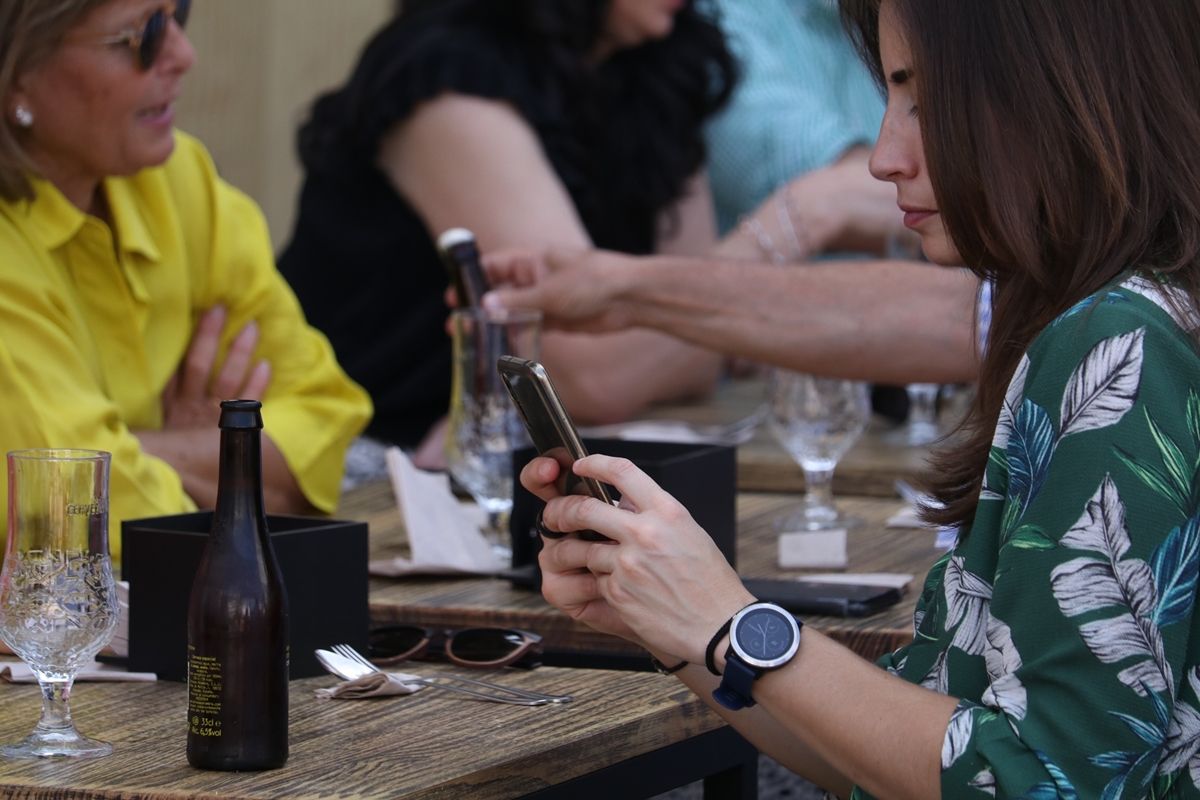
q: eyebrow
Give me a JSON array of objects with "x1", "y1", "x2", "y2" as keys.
[{"x1": 888, "y1": 68, "x2": 913, "y2": 85}]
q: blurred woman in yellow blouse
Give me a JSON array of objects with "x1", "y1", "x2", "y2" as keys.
[{"x1": 0, "y1": 0, "x2": 372, "y2": 561}]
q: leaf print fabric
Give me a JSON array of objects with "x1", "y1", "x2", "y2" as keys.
[{"x1": 851, "y1": 280, "x2": 1200, "y2": 800}]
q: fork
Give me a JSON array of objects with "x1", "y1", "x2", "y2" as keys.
[{"x1": 331, "y1": 644, "x2": 573, "y2": 706}]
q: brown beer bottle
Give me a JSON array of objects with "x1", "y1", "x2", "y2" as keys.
[{"x1": 186, "y1": 400, "x2": 289, "y2": 770}]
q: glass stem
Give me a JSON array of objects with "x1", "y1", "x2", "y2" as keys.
[
  {"x1": 803, "y1": 466, "x2": 836, "y2": 512},
  {"x1": 36, "y1": 678, "x2": 75, "y2": 733}
]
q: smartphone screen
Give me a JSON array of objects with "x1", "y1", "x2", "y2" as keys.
[{"x1": 498, "y1": 357, "x2": 613, "y2": 539}]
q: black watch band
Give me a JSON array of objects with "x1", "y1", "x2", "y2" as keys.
[
  {"x1": 711, "y1": 602, "x2": 802, "y2": 711},
  {"x1": 713, "y1": 651, "x2": 760, "y2": 709}
]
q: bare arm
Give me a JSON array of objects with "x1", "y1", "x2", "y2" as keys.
[
  {"x1": 136, "y1": 429, "x2": 311, "y2": 514},
  {"x1": 486, "y1": 251, "x2": 980, "y2": 384},
  {"x1": 528, "y1": 454, "x2": 955, "y2": 799},
  {"x1": 378, "y1": 94, "x2": 720, "y2": 423},
  {"x1": 133, "y1": 306, "x2": 311, "y2": 514}
]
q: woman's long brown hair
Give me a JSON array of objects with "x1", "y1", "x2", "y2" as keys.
[{"x1": 841, "y1": 0, "x2": 1200, "y2": 532}]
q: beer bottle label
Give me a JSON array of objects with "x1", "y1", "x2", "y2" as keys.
[{"x1": 187, "y1": 644, "x2": 223, "y2": 738}]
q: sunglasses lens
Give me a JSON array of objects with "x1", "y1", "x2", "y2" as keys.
[
  {"x1": 174, "y1": 0, "x2": 192, "y2": 28},
  {"x1": 368, "y1": 626, "x2": 428, "y2": 660},
  {"x1": 139, "y1": 10, "x2": 166, "y2": 69},
  {"x1": 449, "y1": 629, "x2": 529, "y2": 663}
]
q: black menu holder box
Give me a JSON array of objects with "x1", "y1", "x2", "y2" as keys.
[
  {"x1": 120, "y1": 512, "x2": 369, "y2": 681},
  {"x1": 509, "y1": 439, "x2": 737, "y2": 588}
]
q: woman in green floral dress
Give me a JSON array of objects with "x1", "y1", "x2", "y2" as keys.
[{"x1": 520, "y1": 0, "x2": 1200, "y2": 797}]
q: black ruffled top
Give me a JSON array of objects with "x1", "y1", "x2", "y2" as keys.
[{"x1": 278, "y1": 18, "x2": 695, "y2": 446}]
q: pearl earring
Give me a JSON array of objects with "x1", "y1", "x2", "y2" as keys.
[{"x1": 13, "y1": 106, "x2": 32, "y2": 128}]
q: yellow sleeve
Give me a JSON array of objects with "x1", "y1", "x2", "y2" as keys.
[
  {"x1": 0, "y1": 244, "x2": 198, "y2": 565},
  {"x1": 169, "y1": 135, "x2": 372, "y2": 513}
]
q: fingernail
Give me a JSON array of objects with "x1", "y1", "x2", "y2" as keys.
[{"x1": 481, "y1": 292, "x2": 501, "y2": 311}]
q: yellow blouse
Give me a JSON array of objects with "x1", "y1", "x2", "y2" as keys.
[{"x1": 0, "y1": 132, "x2": 371, "y2": 561}]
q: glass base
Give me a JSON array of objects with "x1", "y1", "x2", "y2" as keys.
[
  {"x1": 774, "y1": 504, "x2": 863, "y2": 533},
  {"x1": 0, "y1": 727, "x2": 112, "y2": 759}
]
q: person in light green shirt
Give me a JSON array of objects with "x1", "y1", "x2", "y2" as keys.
[{"x1": 0, "y1": 0, "x2": 371, "y2": 562}]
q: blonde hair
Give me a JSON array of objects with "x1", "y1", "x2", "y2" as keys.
[{"x1": 0, "y1": 0, "x2": 110, "y2": 200}]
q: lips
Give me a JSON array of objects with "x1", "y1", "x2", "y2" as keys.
[{"x1": 899, "y1": 204, "x2": 938, "y2": 230}]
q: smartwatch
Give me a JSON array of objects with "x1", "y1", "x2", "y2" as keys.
[{"x1": 712, "y1": 602, "x2": 801, "y2": 711}]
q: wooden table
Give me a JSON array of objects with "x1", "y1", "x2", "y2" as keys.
[
  {"x1": 586, "y1": 376, "x2": 953, "y2": 497},
  {"x1": 0, "y1": 670, "x2": 756, "y2": 800},
  {"x1": 346, "y1": 482, "x2": 944, "y2": 666}
]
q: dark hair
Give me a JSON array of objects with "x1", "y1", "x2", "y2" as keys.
[
  {"x1": 840, "y1": 0, "x2": 1200, "y2": 531},
  {"x1": 297, "y1": 0, "x2": 735, "y2": 252}
]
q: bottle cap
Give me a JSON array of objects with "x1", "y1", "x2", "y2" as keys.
[
  {"x1": 437, "y1": 227, "x2": 476, "y2": 253},
  {"x1": 219, "y1": 399, "x2": 263, "y2": 430}
]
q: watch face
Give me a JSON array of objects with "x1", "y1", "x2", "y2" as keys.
[{"x1": 732, "y1": 604, "x2": 799, "y2": 668}]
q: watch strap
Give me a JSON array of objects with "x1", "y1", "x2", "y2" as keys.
[{"x1": 713, "y1": 650, "x2": 759, "y2": 710}]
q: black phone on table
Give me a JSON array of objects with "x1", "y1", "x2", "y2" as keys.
[
  {"x1": 497, "y1": 356, "x2": 612, "y2": 541},
  {"x1": 741, "y1": 577, "x2": 902, "y2": 617}
]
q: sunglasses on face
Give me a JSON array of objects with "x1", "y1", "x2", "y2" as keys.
[
  {"x1": 368, "y1": 625, "x2": 543, "y2": 670},
  {"x1": 91, "y1": 0, "x2": 191, "y2": 70}
]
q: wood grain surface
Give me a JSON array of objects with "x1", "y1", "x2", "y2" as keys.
[
  {"x1": 587, "y1": 376, "x2": 954, "y2": 497},
  {"x1": 0, "y1": 669, "x2": 722, "y2": 800},
  {"x1": 349, "y1": 484, "x2": 945, "y2": 664}
]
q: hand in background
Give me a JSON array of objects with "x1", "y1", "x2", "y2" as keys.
[
  {"x1": 522, "y1": 454, "x2": 752, "y2": 664},
  {"x1": 480, "y1": 248, "x2": 635, "y2": 334},
  {"x1": 160, "y1": 305, "x2": 271, "y2": 429}
]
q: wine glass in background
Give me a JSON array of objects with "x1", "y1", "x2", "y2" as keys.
[
  {"x1": 0, "y1": 449, "x2": 118, "y2": 759},
  {"x1": 884, "y1": 226, "x2": 944, "y2": 447},
  {"x1": 446, "y1": 308, "x2": 541, "y2": 561},
  {"x1": 768, "y1": 371, "x2": 870, "y2": 531}
]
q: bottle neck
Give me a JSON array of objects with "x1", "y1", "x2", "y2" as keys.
[{"x1": 212, "y1": 427, "x2": 267, "y2": 538}]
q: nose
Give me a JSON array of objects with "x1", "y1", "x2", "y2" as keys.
[
  {"x1": 868, "y1": 108, "x2": 917, "y2": 185},
  {"x1": 157, "y1": 17, "x2": 196, "y2": 75}
]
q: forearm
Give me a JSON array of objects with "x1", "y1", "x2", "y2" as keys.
[
  {"x1": 135, "y1": 428, "x2": 313, "y2": 514},
  {"x1": 539, "y1": 329, "x2": 722, "y2": 424},
  {"x1": 612, "y1": 256, "x2": 979, "y2": 384},
  {"x1": 671, "y1": 628, "x2": 952, "y2": 799},
  {"x1": 664, "y1": 661, "x2": 854, "y2": 796}
]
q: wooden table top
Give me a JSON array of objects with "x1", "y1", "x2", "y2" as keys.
[
  {"x1": 346, "y1": 482, "x2": 945, "y2": 664},
  {"x1": 586, "y1": 376, "x2": 952, "y2": 497},
  {"x1": 0, "y1": 668, "x2": 723, "y2": 800}
]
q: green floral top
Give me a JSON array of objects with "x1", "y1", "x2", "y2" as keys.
[{"x1": 854, "y1": 276, "x2": 1200, "y2": 799}]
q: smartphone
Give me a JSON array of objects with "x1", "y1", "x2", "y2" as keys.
[
  {"x1": 497, "y1": 356, "x2": 613, "y2": 540},
  {"x1": 741, "y1": 577, "x2": 902, "y2": 617},
  {"x1": 437, "y1": 228, "x2": 491, "y2": 308}
]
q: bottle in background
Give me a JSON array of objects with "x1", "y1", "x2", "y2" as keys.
[
  {"x1": 186, "y1": 399, "x2": 289, "y2": 771},
  {"x1": 437, "y1": 227, "x2": 491, "y2": 308}
]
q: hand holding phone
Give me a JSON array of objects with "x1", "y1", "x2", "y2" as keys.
[{"x1": 498, "y1": 356, "x2": 612, "y2": 540}]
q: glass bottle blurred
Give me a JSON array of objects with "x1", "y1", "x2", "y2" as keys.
[{"x1": 186, "y1": 399, "x2": 289, "y2": 771}]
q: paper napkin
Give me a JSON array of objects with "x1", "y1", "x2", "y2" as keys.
[
  {"x1": 314, "y1": 671, "x2": 427, "y2": 699},
  {"x1": 367, "y1": 448, "x2": 508, "y2": 577},
  {"x1": 0, "y1": 659, "x2": 156, "y2": 683}
]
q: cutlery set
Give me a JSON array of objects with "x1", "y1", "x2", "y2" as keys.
[{"x1": 315, "y1": 645, "x2": 573, "y2": 706}]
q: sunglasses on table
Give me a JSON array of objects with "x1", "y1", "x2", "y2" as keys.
[
  {"x1": 368, "y1": 625, "x2": 543, "y2": 670},
  {"x1": 77, "y1": 0, "x2": 191, "y2": 71}
]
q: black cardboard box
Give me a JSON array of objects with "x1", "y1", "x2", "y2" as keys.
[
  {"x1": 509, "y1": 439, "x2": 737, "y2": 587},
  {"x1": 120, "y1": 512, "x2": 369, "y2": 681}
]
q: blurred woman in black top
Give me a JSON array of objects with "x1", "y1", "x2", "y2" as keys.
[{"x1": 279, "y1": 0, "x2": 735, "y2": 452}]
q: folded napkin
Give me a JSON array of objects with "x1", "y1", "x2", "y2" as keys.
[
  {"x1": 314, "y1": 671, "x2": 427, "y2": 700},
  {"x1": 0, "y1": 659, "x2": 156, "y2": 683},
  {"x1": 368, "y1": 448, "x2": 507, "y2": 577}
]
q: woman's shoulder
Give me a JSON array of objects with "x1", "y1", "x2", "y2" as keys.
[{"x1": 1032, "y1": 274, "x2": 1200, "y2": 357}]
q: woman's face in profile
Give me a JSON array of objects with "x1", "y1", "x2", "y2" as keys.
[
  {"x1": 868, "y1": 0, "x2": 961, "y2": 266},
  {"x1": 601, "y1": 0, "x2": 685, "y2": 51},
  {"x1": 12, "y1": 0, "x2": 195, "y2": 206}
]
